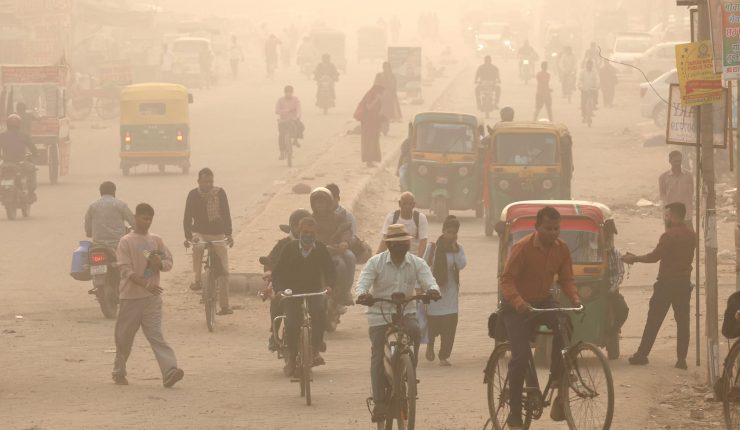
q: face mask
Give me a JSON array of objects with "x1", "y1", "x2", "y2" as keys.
[
  {"x1": 300, "y1": 235, "x2": 316, "y2": 247},
  {"x1": 388, "y1": 242, "x2": 410, "y2": 259}
]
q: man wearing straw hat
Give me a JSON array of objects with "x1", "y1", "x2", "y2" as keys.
[{"x1": 356, "y1": 224, "x2": 441, "y2": 421}]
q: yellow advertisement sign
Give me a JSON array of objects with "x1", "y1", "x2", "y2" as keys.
[{"x1": 675, "y1": 40, "x2": 724, "y2": 106}]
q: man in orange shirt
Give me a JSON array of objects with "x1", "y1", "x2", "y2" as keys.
[{"x1": 499, "y1": 206, "x2": 581, "y2": 428}]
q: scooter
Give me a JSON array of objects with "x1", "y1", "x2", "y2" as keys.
[
  {"x1": 0, "y1": 161, "x2": 33, "y2": 220},
  {"x1": 316, "y1": 75, "x2": 336, "y2": 114},
  {"x1": 88, "y1": 244, "x2": 120, "y2": 318},
  {"x1": 519, "y1": 59, "x2": 534, "y2": 84}
]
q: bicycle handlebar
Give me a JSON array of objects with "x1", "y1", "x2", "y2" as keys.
[
  {"x1": 529, "y1": 304, "x2": 584, "y2": 313},
  {"x1": 191, "y1": 239, "x2": 229, "y2": 246},
  {"x1": 361, "y1": 294, "x2": 434, "y2": 306},
  {"x1": 279, "y1": 289, "x2": 328, "y2": 300}
]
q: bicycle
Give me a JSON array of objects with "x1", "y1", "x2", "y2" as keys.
[
  {"x1": 279, "y1": 289, "x2": 328, "y2": 406},
  {"x1": 361, "y1": 292, "x2": 436, "y2": 430},
  {"x1": 484, "y1": 305, "x2": 614, "y2": 430},
  {"x1": 721, "y1": 338, "x2": 740, "y2": 429},
  {"x1": 278, "y1": 119, "x2": 297, "y2": 167},
  {"x1": 190, "y1": 238, "x2": 229, "y2": 332}
]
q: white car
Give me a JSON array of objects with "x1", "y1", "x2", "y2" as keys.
[
  {"x1": 639, "y1": 68, "x2": 677, "y2": 128},
  {"x1": 611, "y1": 33, "x2": 653, "y2": 75},
  {"x1": 634, "y1": 41, "x2": 687, "y2": 81}
]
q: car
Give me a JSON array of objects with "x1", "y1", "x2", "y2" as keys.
[
  {"x1": 474, "y1": 22, "x2": 514, "y2": 56},
  {"x1": 611, "y1": 33, "x2": 653, "y2": 75},
  {"x1": 639, "y1": 68, "x2": 676, "y2": 128},
  {"x1": 634, "y1": 41, "x2": 687, "y2": 81}
]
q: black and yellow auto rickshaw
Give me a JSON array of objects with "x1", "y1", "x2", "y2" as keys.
[
  {"x1": 119, "y1": 83, "x2": 193, "y2": 175},
  {"x1": 483, "y1": 121, "x2": 573, "y2": 236},
  {"x1": 496, "y1": 200, "x2": 624, "y2": 360},
  {"x1": 408, "y1": 112, "x2": 483, "y2": 220}
]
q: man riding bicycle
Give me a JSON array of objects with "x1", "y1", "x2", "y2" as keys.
[
  {"x1": 474, "y1": 55, "x2": 501, "y2": 110},
  {"x1": 272, "y1": 216, "x2": 336, "y2": 376},
  {"x1": 183, "y1": 168, "x2": 234, "y2": 316},
  {"x1": 356, "y1": 224, "x2": 441, "y2": 421},
  {"x1": 275, "y1": 85, "x2": 302, "y2": 160},
  {"x1": 499, "y1": 207, "x2": 581, "y2": 429},
  {"x1": 578, "y1": 60, "x2": 600, "y2": 123}
]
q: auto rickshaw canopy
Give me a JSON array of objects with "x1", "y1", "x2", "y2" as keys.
[
  {"x1": 412, "y1": 112, "x2": 480, "y2": 155},
  {"x1": 120, "y1": 83, "x2": 191, "y2": 125},
  {"x1": 500, "y1": 200, "x2": 612, "y2": 224}
]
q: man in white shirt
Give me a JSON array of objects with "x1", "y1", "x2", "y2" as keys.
[{"x1": 377, "y1": 192, "x2": 428, "y2": 256}]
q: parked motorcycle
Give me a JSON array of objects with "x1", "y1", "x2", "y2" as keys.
[
  {"x1": 0, "y1": 162, "x2": 32, "y2": 220},
  {"x1": 316, "y1": 75, "x2": 336, "y2": 114},
  {"x1": 88, "y1": 244, "x2": 120, "y2": 318}
]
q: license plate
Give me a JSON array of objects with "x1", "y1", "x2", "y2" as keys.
[
  {"x1": 435, "y1": 177, "x2": 449, "y2": 185},
  {"x1": 90, "y1": 265, "x2": 108, "y2": 275},
  {"x1": 0, "y1": 179, "x2": 13, "y2": 186}
]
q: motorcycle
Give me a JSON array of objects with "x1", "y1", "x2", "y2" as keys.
[
  {"x1": 88, "y1": 244, "x2": 120, "y2": 318},
  {"x1": 316, "y1": 75, "x2": 336, "y2": 114},
  {"x1": 0, "y1": 162, "x2": 32, "y2": 220},
  {"x1": 519, "y1": 59, "x2": 534, "y2": 84},
  {"x1": 478, "y1": 80, "x2": 499, "y2": 118}
]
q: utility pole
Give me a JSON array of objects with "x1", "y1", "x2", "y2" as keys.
[
  {"x1": 737, "y1": 83, "x2": 740, "y2": 293},
  {"x1": 697, "y1": 1, "x2": 720, "y2": 387}
]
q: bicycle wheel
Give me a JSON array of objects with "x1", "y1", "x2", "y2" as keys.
[
  {"x1": 724, "y1": 340, "x2": 740, "y2": 429},
  {"x1": 285, "y1": 134, "x2": 293, "y2": 167},
  {"x1": 393, "y1": 353, "x2": 416, "y2": 430},
  {"x1": 485, "y1": 343, "x2": 533, "y2": 430},
  {"x1": 204, "y1": 270, "x2": 216, "y2": 332},
  {"x1": 561, "y1": 342, "x2": 614, "y2": 430},
  {"x1": 301, "y1": 326, "x2": 313, "y2": 405}
]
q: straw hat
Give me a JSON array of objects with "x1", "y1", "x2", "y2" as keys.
[{"x1": 384, "y1": 224, "x2": 413, "y2": 242}]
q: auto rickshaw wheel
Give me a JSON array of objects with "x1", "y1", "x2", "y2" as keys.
[{"x1": 49, "y1": 145, "x2": 59, "y2": 185}]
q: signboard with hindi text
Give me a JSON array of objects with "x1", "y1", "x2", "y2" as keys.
[
  {"x1": 722, "y1": 0, "x2": 740, "y2": 79},
  {"x1": 666, "y1": 83, "x2": 729, "y2": 148},
  {"x1": 675, "y1": 40, "x2": 724, "y2": 106}
]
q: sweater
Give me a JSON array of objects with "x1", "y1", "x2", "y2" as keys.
[{"x1": 272, "y1": 241, "x2": 336, "y2": 294}]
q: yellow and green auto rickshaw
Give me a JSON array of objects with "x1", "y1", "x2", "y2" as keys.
[
  {"x1": 119, "y1": 83, "x2": 193, "y2": 175},
  {"x1": 408, "y1": 112, "x2": 484, "y2": 220},
  {"x1": 483, "y1": 121, "x2": 573, "y2": 236},
  {"x1": 496, "y1": 200, "x2": 624, "y2": 360}
]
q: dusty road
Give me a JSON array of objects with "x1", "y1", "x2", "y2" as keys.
[{"x1": 1, "y1": 52, "x2": 736, "y2": 429}]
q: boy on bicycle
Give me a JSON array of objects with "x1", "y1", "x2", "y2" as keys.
[
  {"x1": 356, "y1": 224, "x2": 441, "y2": 421},
  {"x1": 499, "y1": 207, "x2": 581, "y2": 429},
  {"x1": 272, "y1": 216, "x2": 335, "y2": 377}
]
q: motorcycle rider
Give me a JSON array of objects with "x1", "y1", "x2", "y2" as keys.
[
  {"x1": 263, "y1": 208, "x2": 311, "y2": 351},
  {"x1": 0, "y1": 114, "x2": 37, "y2": 201},
  {"x1": 313, "y1": 54, "x2": 339, "y2": 109},
  {"x1": 85, "y1": 181, "x2": 135, "y2": 248},
  {"x1": 517, "y1": 40, "x2": 539, "y2": 78},
  {"x1": 474, "y1": 55, "x2": 501, "y2": 110},
  {"x1": 310, "y1": 187, "x2": 356, "y2": 307},
  {"x1": 578, "y1": 60, "x2": 600, "y2": 123},
  {"x1": 275, "y1": 85, "x2": 303, "y2": 160},
  {"x1": 557, "y1": 46, "x2": 577, "y2": 97}
]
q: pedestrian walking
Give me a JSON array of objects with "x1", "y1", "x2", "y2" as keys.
[
  {"x1": 183, "y1": 168, "x2": 234, "y2": 315},
  {"x1": 354, "y1": 83, "x2": 385, "y2": 167},
  {"x1": 113, "y1": 203, "x2": 183, "y2": 388},
  {"x1": 376, "y1": 62, "x2": 402, "y2": 134},
  {"x1": 424, "y1": 215, "x2": 466, "y2": 366},
  {"x1": 229, "y1": 35, "x2": 245, "y2": 79},
  {"x1": 599, "y1": 60, "x2": 618, "y2": 107},
  {"x1": 622, "y1": 202, "x2": 696, "y2": 370},
  {"x1": 533, "y1": 61, "x2": 553, "y2": 121},
  {"x1": 659, "y1": 150, "x2": 694, "y2": 230}
]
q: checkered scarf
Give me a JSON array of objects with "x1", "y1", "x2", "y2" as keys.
[{"x1": 199, "y1": 187, "x2": 222, "y2": 223}]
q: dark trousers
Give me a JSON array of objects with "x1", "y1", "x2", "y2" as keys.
[
  {"x1": 427, "y1": 313, "x2": 458, "y2": 360},
  {"x1": 635, "y1": 280, "x2": 693, "y2": 361},
  {"x1": 501, "y1": 298, "x2": 564, "y2": 418},
  {"x1": 277, "y1": 121, "x2": 295, "y2": 155},
  {"x1": 369, "y1": 316, "x2": 420, "y2": 403},
  {"x1": 284, "y1": 296, "x2": 325, "y2": 356}
]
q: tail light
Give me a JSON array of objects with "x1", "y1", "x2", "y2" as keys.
[
  {"x1": 176, "y1": 130, "x2": 184, "y2": 142},
  {"x1": 90, "y1": 252, "x2": 107, "y2": 265},
  {"x1": 124, "y1": 131, "x2": 131, "y2": 143},
  {"x1": 640, "y1": 87, "x2": 647, "y2": 98}
]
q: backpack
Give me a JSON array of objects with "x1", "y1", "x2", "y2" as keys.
[{"x1": 392, "y1": 210, "x2": 420, "y2": 239}]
